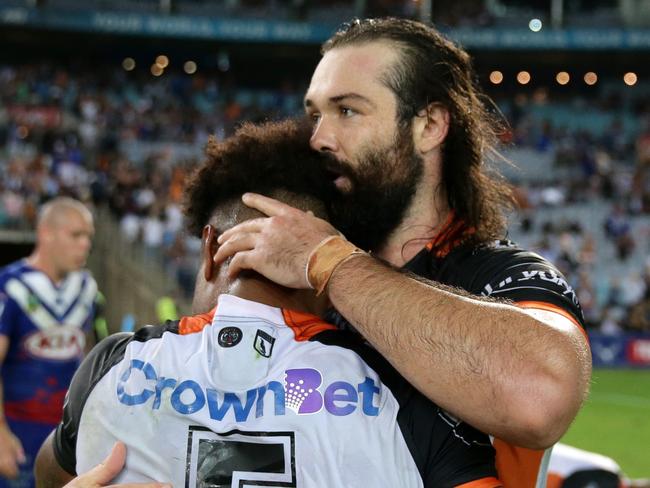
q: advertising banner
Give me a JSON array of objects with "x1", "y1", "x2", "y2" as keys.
[{"x1": 590, "y1": 332, "x2": 650, "y2": 368}]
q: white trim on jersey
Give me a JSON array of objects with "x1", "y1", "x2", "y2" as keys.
[
  {"x1": 548, "y1": 443, "x2": 622, "y2": 479},
  {"x1": 21, "y1": 270, "x2": 85, "y2": 316},
  {"x1": 4, "y1": 271, "x2": 97, "y2": 330}
]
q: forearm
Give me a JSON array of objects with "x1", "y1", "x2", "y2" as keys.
[
  {"x1": 0, "y1": 379, "x2": 5, "y2": 424},
  {"x1": 35, "y1": 432, "x2": 75, "y2": 488},
  {"x1": 327, "y1": 254, "x2": 591, "y2": 448},
  {"x1": 0, "y1": 377, "x2": 26, "y2": 480}
]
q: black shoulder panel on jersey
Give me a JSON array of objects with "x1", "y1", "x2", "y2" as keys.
[
  {"x1": 405, "y1": 240, "x2": 585, "y2": 327},
  {"x1": 311, "y1": 330, "x2": 498, "y2": 487},
  {"x1": 309, "y1": 329, "x2": 411, "y2": 403},
  {"x1": 53, "y1": 321, "x2": 179, "y2": 475}
]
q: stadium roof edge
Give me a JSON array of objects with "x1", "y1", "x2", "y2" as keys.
[{"x1": 3, "y1": 6, "x2": 650, "y2": 50}]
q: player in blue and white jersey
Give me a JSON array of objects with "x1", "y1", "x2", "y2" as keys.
[
  {"x1": 0, "y1": 197, "x2": 97, "y2": 488},
  {"x1": 35, "y1": 120, "x2": 501, "y2": 487}
]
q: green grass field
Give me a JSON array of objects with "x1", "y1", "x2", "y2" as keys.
[{"x1": 560, "y1": 368, "x2": 650, "y2": 478}]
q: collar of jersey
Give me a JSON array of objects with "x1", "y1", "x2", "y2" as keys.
[
  {"x1": 423, "y1": 211, "x2": 475, "y2": 259},
  {"x1": 214, "y1": 294, "x2": 283, "y2": 320}
]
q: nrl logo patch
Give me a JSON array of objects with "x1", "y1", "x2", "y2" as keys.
[
  {"x1": 217, "y1": 326, "x2": 242, "y2": 348},
  {"x1": 254, "y1": 329, "x2": 275, "y2": 358},
  {"x1": 27, "y1": 293, "x2": 40, "y2": 312}
]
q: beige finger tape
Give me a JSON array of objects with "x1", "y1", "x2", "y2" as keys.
[{"x1": 306, "y1": 236, "x2": 365, "y2": 296}]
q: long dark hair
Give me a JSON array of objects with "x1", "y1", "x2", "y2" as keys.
[{"x1": 323, "y1": 17, "x2": 515, "y2": 245}]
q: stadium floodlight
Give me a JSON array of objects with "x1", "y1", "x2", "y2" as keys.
[
  {"x1": 517, "y1": 71, "x2": 531, "y2": 85},
  {"x1": 624, "y1": 72, "x2": 638, "y2": 86},
  {"x1": 184, "y1": 61, "x2": 197, "y2": 74},
  {"x1": 122, "y1": 58, "x2": 136, "y2": 71},
  {"x1": 489, "y1": 71, "x2": 504, "y2": 85},
  {"x1": 529, "y1": 18, "x2": 543, "y2": 32},
  {"x1": 155, "y1": 55, "x2": 169, "y2": 69},
  {"x1": 584, "y1": 72, "x2": 598, "y2": 86},
  {"x1": 151, "y1": 64, "x2": 164, "y2": 77},
  {"x1": 556, "y1": 72, "x2": 570, "y2": 85}
]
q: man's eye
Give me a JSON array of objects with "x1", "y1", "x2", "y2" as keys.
[
  {"x1": 340, "y1": 107, "x2": 356, "y2": 117},
  {"x1": 309, "y1": 113, "x2": 321, "y2": 123}
]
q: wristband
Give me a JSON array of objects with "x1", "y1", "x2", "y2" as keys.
[{"x1": 306, "y1": 236, "x2": 365, "y2": 296}]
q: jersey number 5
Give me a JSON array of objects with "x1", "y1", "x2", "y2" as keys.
[{"x1": 185, "y1": 427, "x2": 296, "y2": 487}]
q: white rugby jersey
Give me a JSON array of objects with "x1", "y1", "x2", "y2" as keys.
[
  {"x1": 546, "y1": 443, "x2": 624, "y2": 487},
  {"x1": 54, "y1": 294, "x2": 500, "y2": 487}
]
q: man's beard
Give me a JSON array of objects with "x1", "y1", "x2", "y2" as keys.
[{"x1": 326, "y1": 127, "x2": 424, "y2": 252}]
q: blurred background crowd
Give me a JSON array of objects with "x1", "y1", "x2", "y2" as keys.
[
  {"x1": 1, "y1": 0, "x2": 650, "y2": 331},
  {"x1": 2, "y1": 64, "x2": 649, "y2": 337}
]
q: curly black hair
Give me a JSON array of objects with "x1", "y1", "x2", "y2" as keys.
[{"x1": 183, "y1": 119, "x2": 337, "y2": 237}]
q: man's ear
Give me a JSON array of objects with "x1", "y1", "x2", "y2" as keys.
[
  {"x1": 202, "y1": 225, "x2": 219, "y2": 281},
  {"x1": 412, "y1": 103, "x2": 450, "y2": 154}
]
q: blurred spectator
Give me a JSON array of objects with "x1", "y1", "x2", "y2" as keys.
[
  {"x1": 604, "y1": 204, "x2": 636, "y2": 260},
  {"x1": 628, "y1": 291, "x2": 650, "y2": 333},
  {"x1": 599, "y1": 306, "x2": 625, "y2": 335},
  {"x1": 142, "y1": 207, "x2": 165, "y2": 261},
  {"x1": 120, "y1": 213, "x2": 141, "y2": 243}
]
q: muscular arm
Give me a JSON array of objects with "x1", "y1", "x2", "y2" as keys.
[
  {"x1": 215, "y1": 193, "x2": 592, "y2": 449},
  {"x1": 326, "y1": 254, "x2": 591, "y2": 449},
  {"x1": 35, "y1": 431, "x2": 75, "y2": 487}
]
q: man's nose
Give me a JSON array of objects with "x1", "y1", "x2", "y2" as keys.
[{"x1": 310, "y1": 117, "x2": 339, "y2": 154}]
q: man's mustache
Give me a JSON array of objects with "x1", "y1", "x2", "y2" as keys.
[{"x1": 319, "y1": 152, "x2": 357, "y2": 184}]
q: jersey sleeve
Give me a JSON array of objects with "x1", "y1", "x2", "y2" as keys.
[
  {"x1": 402, "y1": 395, "x2": 501, "y2": 487},
  {"x1": 477, "y1": 253, "x2": 584, "y2": 327},
  {"x1": 53, "y1": 332, "x2": 134, "y2": 474},
  {"x1": 439, "y1": 243, "x2": 585, "y2": 329}
]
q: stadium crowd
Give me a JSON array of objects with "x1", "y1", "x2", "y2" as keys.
[{"x1": 1, "y1": 61, "x2": 649, "y2": 332}]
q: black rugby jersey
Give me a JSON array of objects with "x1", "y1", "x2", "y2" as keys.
[
  {"x1": 327, "y1": 239, "x2": 584, "y2": 330},
  {"x1": 54, "y1": 295, "x2": 501, "y2": 487},
  {"x1": 407, "y1": 239, "x2": 584, "y2": 326},
  {"x1": 325, "y1": 238, "x2": 587, "y2": 488}
]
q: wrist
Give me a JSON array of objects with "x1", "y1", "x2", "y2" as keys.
[{"x1": 306, "y1": 236, "x2": 366, "y2": 295}]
